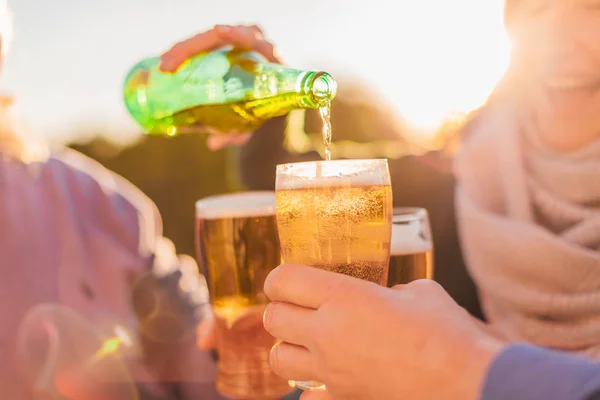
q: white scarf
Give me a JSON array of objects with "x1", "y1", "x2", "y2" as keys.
[{"x1": 455, "y1": 102, "x2": 600, "y2": 356}]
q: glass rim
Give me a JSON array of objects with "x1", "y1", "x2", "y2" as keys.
[
  {"x1": 392, "y1": 207, "x2": 428, "y2": 223},
  {"x1": 276, "y1": 158, "x2": 389, "y2": 171},
  {"x1": 195, "y1": 190, "x2": 276, "y2": 219}
]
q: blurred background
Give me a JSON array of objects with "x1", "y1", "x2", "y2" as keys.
[{"x1": 1, "y1": 0, "x2": 510, "y2": 258}]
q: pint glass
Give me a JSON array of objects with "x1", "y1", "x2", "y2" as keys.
[
  {"x1": 195, "y1": 191, "x2": 292, "y2": 399},
  {"x1": 387, "y1": 207, "x2": 434, "y2": 287},
  {"x1": 275, "y1": 159, "x2": 393, "y2": 391}
]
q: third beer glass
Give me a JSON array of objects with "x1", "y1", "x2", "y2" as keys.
[
  {"x1": 275, "y1": 159, "x2": 393, "y2": 391},
  {"x1": 387, "y1": 207, "x2": 434, "y2": 287}
]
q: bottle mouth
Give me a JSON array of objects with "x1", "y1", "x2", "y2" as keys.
[{"x1": 307, "y1": 72, "x2": 337, "y2": 106}]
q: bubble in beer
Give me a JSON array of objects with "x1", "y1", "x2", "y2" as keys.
[
  {"x1": 276, "y1": 184, "x2": 393, "y2": 286},
  {"x1": 313, "y1": 261, "x2": 387, "y2": 283}
]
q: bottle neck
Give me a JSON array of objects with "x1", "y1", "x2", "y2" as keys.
[
  {"x1": 298, "y1": 71, "x2": 337, "y2": 108},
  {"x1": 248, "y1": 70, "x2": 337, "y2": 120}
]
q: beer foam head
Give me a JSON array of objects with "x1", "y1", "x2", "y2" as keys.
[
  {"x1": 276, "y1": 159, "x2": 390, "y2": 190},
  {"x1": 391, "y1": 223, "x2": 432, "y2": 255},
  {"x1": 196, "y1": 191, "x2": 275, "y2": 219}
]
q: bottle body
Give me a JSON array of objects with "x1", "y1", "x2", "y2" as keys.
[{"x1": 124, "y1": 48, "x2": 336, "y2": 136}]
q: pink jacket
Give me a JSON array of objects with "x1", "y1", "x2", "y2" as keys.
[{"x1": 0, "y1": 147, "x2": 223, "y2": 399}]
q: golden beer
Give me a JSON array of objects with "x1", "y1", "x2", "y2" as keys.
[
  {"x1": 386, "y1": 208, "x2": 434, "y2": 287},
  {"x1": 387, "y1": 247, "x2": 434, "y2": 286},
  {"x1": 276, "y1": 185, "x2": 392, "y2": 285},
  {"x1": 195, "y1": 192, "x2": 291, "y2": 400},
  {"x1": 275, "y1": 159, "x2": 392, "y2": 391}
]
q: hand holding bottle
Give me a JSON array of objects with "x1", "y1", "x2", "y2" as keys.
[
  {"x1": 159, "y1": 24, "x2": 282, "y2": 150},
  {"x1": 124, "y1": 25, "x2": 335, "y2": 148}
]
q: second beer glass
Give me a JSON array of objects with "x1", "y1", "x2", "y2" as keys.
[{"x1": 195, "y1": 191, "x2": 292, "y2": 399}]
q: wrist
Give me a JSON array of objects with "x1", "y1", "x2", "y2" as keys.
[{"x1": 462, "y1": 336, "x2": 505, "y2": 400}]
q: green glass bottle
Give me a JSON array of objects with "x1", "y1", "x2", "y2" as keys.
[{"x1": 123, "y1": 48, "x2": 337, "y2": 136}]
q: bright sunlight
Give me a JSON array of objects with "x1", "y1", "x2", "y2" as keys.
[{"x1": 369, "y1": 0, "x2": 511, "y2": 137}]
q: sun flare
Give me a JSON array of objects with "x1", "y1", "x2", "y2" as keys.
[{"x1": 372, "y1": 0, "x2": 511, "y2": 135}]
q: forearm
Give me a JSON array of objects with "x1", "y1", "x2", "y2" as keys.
[{"x1": 482, "y1": 344, "x2": 600, "y2": 400}]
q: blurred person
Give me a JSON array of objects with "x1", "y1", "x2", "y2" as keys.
[
  {"x1": 0, "y1": 2, "x2": 225, "y2": 399},
  {"x1": 262, "y1": 263, "x2": 600, "y2": 400},
  {"x1": 454, "y1": 0, "x2": 600, "y2": 355}
]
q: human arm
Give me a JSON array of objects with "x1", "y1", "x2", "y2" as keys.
[
  {"x1": 482, "y1": 344, "x2": 600, "y2": 400},
  {"x1": 263, "y1": 264, "x2": 600, "y2": 400}
]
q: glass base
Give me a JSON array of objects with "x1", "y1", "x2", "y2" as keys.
[{"x1": 289, "y1": 380, "x2": 325, "y2": 391}]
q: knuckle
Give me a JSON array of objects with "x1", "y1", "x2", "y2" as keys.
[
  {"x1": 277, "y1": 263, "x2": 293, "y2": 286},
  {"x1": 170, "y1": 40, "x2": 189, "y2": 53},
  {"x1": 249, "y1": 24, "x2": 264, "y2": 35},
  {"x1": 257, "y1": 39, "x2": 274, "y2": 52},
  {"x1": 213, "y1": 24, "x2": 232, "y2": 32},
  {"x1": 256, "y1": 40, "x2": 277, "y2": 59},
  {"x1": 407, "y1": 279, "x2": 443, "y2": 296},
  {"x1": 263, "y1": 264, "x2": 288, "y2": 298},
  {"x1": 262, "y1": 302, "x2": 278, "y2": 333},
  {"x1": 412, "y1": 278, "x2": 441, "y2": 290},
  {"x1": 313, "y1": 320, "x2": 336, "y2": 354}
]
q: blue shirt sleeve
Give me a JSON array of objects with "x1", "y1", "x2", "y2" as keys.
[{"x1": 482, "y1": 344, "x2": 600, "y2": 400}]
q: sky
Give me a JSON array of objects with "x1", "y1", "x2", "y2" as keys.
[{"x1": 1, "y1": 0, "x2": 510, "y2": 144}]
